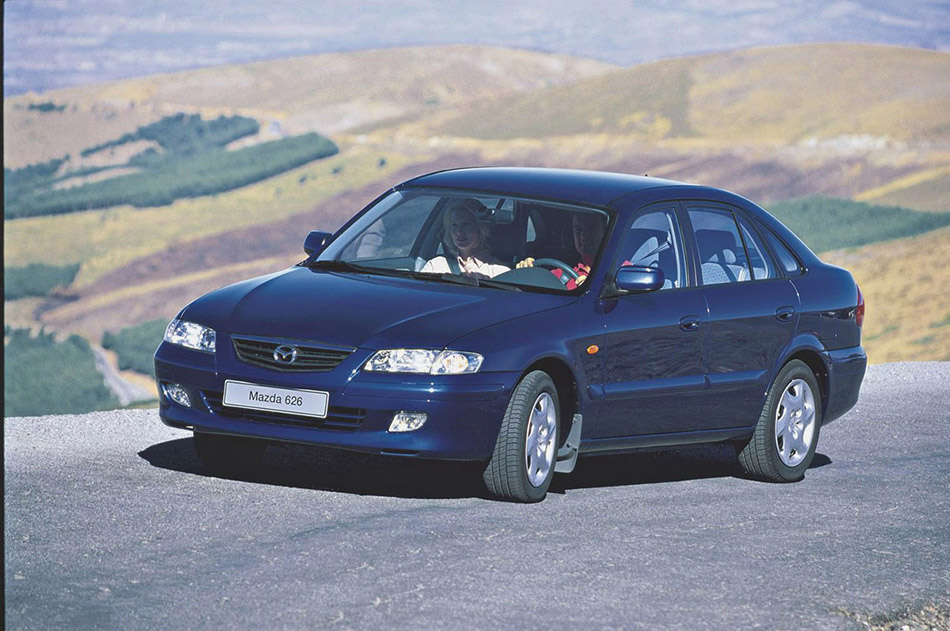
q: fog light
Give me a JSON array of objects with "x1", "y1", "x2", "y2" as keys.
[
  {"x1": 388, "y1": 411, "x2": 427, "y2": 433},
  {"x1": 161, "y1": 383, "x2": 191, "y2": 408}
]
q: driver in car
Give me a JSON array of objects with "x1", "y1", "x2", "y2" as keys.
[
  {"x1": 517, "y1": 212, "x2": 606, "y2": 289},
  {"x1": 421, "y1": 198, "x2": 510, "y2": 279}
]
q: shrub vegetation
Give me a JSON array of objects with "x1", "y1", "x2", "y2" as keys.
[
  {"x1": 101, "y1": 319, "x2": 168, "y2": 376},
  {"x1": 4, "y1": 328, "x2": 118, "y2": 416},
  {"x1": 4, "y1": 263, "x2": 81, "y2": 300},
  {"x1": 5, "y1": 132, "x2": 339, "y2": 218},
  {"x1": 81, "y1": 113, "x2": 259, "y2": 157},
  {"x1": 28, "y1": 101, "x2": 66, "y2": 112},
  {"x1": 767, "y1": 197, "x2": 950, "y2": 253},
  {"x1": 4, "y1": 158, "x2": 66, "y2": 204}
]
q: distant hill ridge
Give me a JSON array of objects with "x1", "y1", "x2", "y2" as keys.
[
  {"x1": 3, "y1": 45, "x2": 616, "y2": 167},
  {"x1": 6, "y1": 43, "x2": 947, "y2": 169},
  {"x1": 430, "y1": 43, "x2": 950, "y2": 144}
]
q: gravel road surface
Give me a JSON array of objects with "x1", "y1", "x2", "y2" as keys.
[{"x1": 5, "y1": 362, "x2": 949, "y2": 630}]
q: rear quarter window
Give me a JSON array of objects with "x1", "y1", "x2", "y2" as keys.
[{"x1": 763, "y1": 228, "x2": 802, "y2": 275}]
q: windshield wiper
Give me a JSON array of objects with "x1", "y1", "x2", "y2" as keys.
[
  {"x1": 307, "y1": 261, "x2": 519, "y2": 290},
  {"x1": 306, "y1": 260, "x2": 412, "y2": 277},
  {"x1": 424, "y1": 273, "x2": 521, "y2": 291},
  {"x1": 305, "y1": 260, "x2": 368, "y2": 272},
  {"x1": 308, "y1": 260, "x2": 427, "y2": 280}
]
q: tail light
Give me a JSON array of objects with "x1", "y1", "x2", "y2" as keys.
[{"x1": 855, "y1": 285, "x2": 865, "y2": 327}]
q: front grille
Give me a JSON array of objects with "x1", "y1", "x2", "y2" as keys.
[
  {"x1": 232, "y1": 336, "x2": 352, "y2": 372},
  {"x1": 201, "y1": 390, "x2": 365, "y2": 431}
]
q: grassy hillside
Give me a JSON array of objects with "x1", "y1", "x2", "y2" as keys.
[
  {"x1": 823, "y1": 228, "x2": 950, "y2": 363},
  {"x1": 855, "y1": 167, "x2": 950, "y2": 213},
  {"x1": 767, "y1": 197, "x2": 950, "y2": 253},
  {"x1": 6, "y1": 130, "x2": 339, "y2": 218},
  {"x1": 433, "y1": 44, "x2": 950, "y2": 143},
  {"x1": 3, "y1": 148, "x2": 411, "y2": 286},
  {"x1": 434, "y1": 57, "x2": 696, "y2": 140},
  {"x1": 2, "y1": 42, "x2": 948, "y2": 388},
  {"x1": 3, "y1": 46, "x2": 616, "y2": 168}
]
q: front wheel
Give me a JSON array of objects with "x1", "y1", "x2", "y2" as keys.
[
  {"x1": 737, "y1": 359, "x2": 821, "y2": 482},
  {"x1": 483, "y1": 371, "x2": 560, "y2": 502}
]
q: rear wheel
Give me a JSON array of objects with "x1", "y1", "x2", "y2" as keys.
[
  {"x1": 737, "y1": 360, "x2": 821, "y2": 482},
  {"x1": 483, "y1": 371, "x2": 559, "y2": 502},
  {"x1": 193, "y1": 432, "x2": 267, "y2": 474}
]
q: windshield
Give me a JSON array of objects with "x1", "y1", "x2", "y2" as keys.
[{"x1": 316, "y1": 188, "x2": 611, "y2": 293}]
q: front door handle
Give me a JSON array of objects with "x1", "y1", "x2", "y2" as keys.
[
  {"x1": 775, "y1": 306, "x2": 796, "y2": 322},
  {"x1": 679, "y1": 316, "x2": 701, "y2": 332}
]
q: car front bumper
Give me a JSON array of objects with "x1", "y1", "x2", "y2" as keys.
[
  {"x1": 154, "y1": 341, "x2": 518, "y2": 461},
  {"x1": 821, "y1": 345, "x2": 867, "y2": 425}
]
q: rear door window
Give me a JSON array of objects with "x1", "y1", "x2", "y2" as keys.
[
  {"x1": 687, "y1": 207, "x2": 751, "y2": 285},
  {"x1": 735, "y1": 215, "x2": 776, "y2": 280}
]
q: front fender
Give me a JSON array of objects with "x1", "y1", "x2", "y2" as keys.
[{"x1": 448, "y1": 300, "x2": 605, "y2": 410}]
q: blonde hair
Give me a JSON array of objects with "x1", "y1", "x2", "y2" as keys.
[{"x1": 442, "y1": 198, "x2": 491, "y2": 256}]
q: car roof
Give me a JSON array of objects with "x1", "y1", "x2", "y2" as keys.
[{"x1": 399, "y1": 167, "x2": 701, "y2": 207}]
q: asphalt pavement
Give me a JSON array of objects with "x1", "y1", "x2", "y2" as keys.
[{"x1": 5, "y1": 362, "x2": 949, "y2": 630}]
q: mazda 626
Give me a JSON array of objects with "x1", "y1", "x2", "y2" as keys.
[{"x1": 155, "y1": 167, "x2": 866, "y2": 502}]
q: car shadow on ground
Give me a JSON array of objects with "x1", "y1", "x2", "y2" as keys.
[{"x1": 139, "y1": 437, "x2": 832, "y2": 501}]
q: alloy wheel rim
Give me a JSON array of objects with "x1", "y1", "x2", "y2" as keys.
[
  {"x1": 774, "y1": 378, "x2": 816, "y2": 467},
  {"x1": 525, "y1": 392, "x2": 557, "y2": 487}
]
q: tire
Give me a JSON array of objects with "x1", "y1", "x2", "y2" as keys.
[
  {"x1": 193, "y1": 432, "x2": 267, "y2": 474},
  {"x1": 737, "y1": 359, "x2": 821, "y2": 482},
  {"x1": 483, "y1": 371, "x2": 560, "y2": 502}
]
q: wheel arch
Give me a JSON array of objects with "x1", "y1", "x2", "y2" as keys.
[
  {"x1": 777, "y1": 337, "x2": 830, "y2": 419},
  {"x1": 520, "y1": 356, "x2": 578, "y2": 446}
]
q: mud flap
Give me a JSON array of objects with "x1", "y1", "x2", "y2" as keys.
[{"x1": 555, "y1": 414, "x2": 582, "y2": 474}]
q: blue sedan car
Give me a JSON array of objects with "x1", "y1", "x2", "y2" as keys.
[{"x1": 155, "y1": 167, "x2": 866, "y2": 502}]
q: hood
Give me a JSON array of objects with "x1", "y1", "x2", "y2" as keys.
[{"x1": 180, "y1": 266, "x2": 572, "y2": 349}]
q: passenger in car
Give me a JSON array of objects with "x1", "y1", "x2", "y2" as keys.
[
  {"x1": 421, "y1": 198, "x2": 511, "y2": 279},
  {"x1": 517, "y1": 212, "x2": 606, "y2": 289}
]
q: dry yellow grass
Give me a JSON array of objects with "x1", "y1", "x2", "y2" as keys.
[
  {"x1": 823, "y1": 227, "x2": 950, "y2": 363},
  {"x1": 855, "y1": 166, "x2": 950, "y2": 205},
  {"x1": 4, "y1": 46, "x2": 615, "y2": 167},
  {"x1": 856, "y1": 170, "x2": 950, "y2": 213},
  {"x1": 429, "y1": 44, "x2": 950, "y2": 145},
  {"x1": 3, "y1": 147, "x2": 410, "y2": 286},
  {"x1": 690, "y1": 44, "x2": 950, "y2": 143},
  {"x1": 2, "y1": 102, "x2": 162, "y2": 168}
]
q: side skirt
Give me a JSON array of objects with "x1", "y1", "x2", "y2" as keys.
[{"x1": 579, "y1": 426, "x2": 754, "y2": 456}]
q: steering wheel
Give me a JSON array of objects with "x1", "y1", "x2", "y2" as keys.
[{"x1": 532, "y1": 258, "x2": 579, "y2": 282}]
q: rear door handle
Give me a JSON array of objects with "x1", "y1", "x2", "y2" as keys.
[
  {"x1": 679, "y1": 316, "x2": 701, "y2": 332},
  {"x1": 775, "y1": 306, "x2": 796, "y2": 322}
]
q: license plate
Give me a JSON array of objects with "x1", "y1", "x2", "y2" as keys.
[{"x1": 222, "y1": 380, "x2": 329, "y2": 418}]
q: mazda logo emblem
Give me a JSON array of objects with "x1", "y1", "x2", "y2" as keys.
[{"x1": 273, "y1": 344, "x2": 298, "y2": 364}]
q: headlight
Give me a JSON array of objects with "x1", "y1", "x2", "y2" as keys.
[
  {"x1": 364, "y1": 349, "x2": 483, "y2": 374},
  {"x1": 164, "y1": 319, "x2": 216, "y2": 353}
]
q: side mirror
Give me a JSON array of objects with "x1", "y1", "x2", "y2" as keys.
[
  {"x1": 615, "y1": 265, "x2": 665, "y2": 293},
  {"x1": 304, "y1": 230, "x2": 332, "y2": 256}
]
